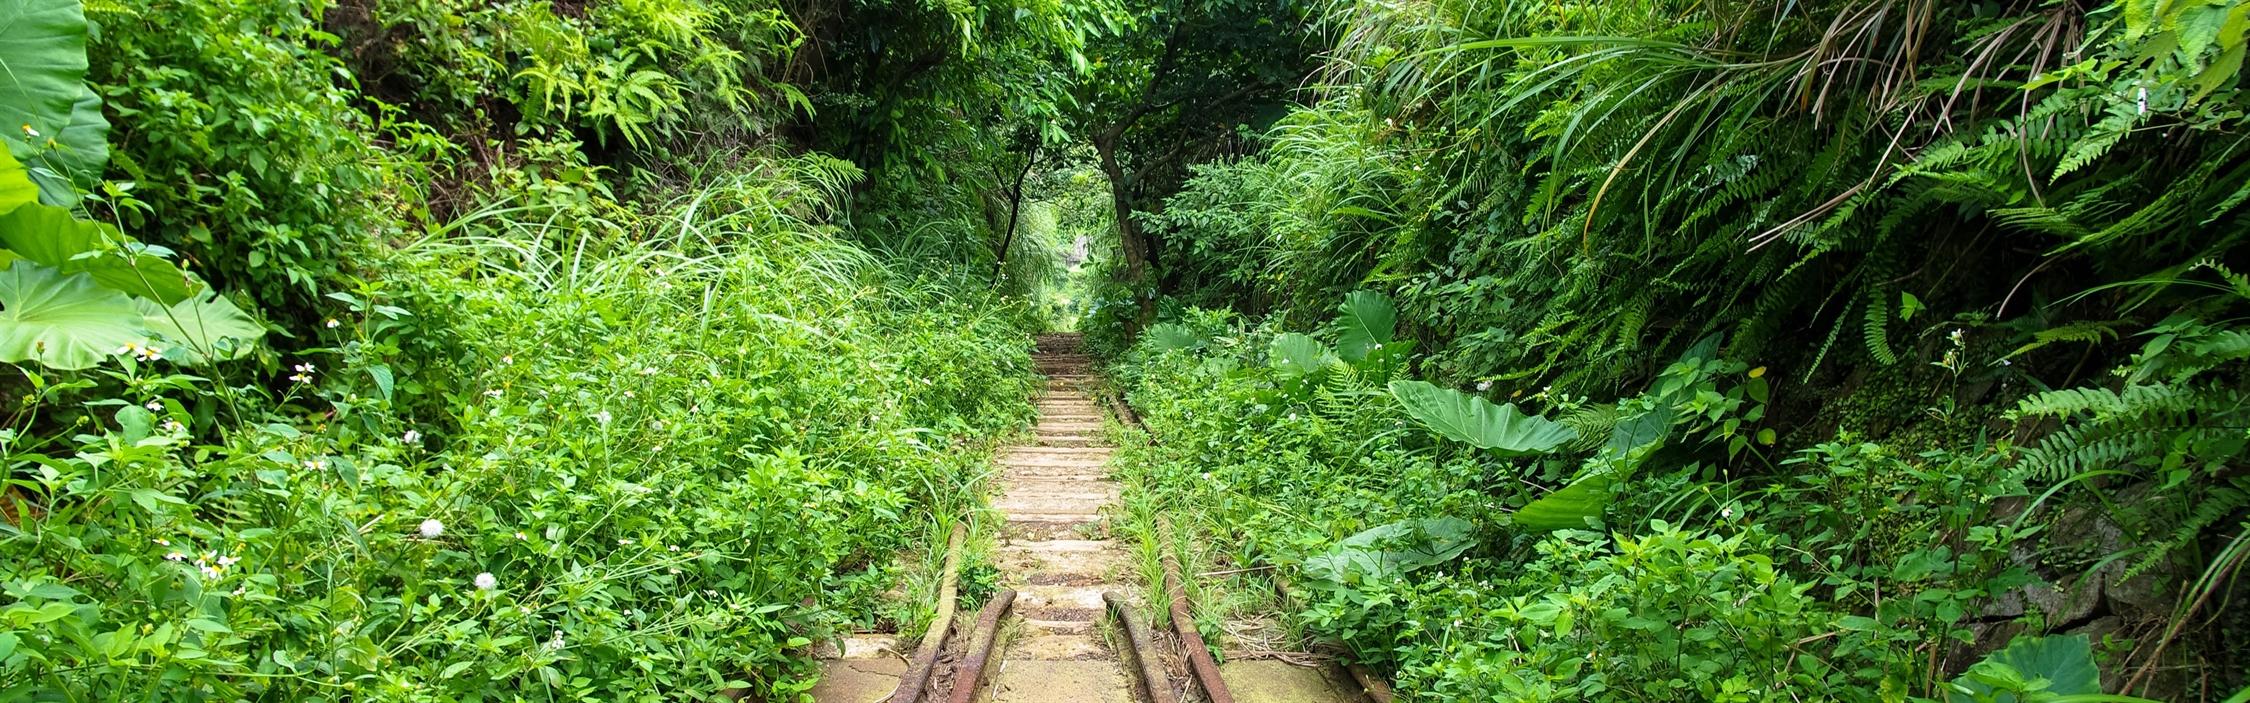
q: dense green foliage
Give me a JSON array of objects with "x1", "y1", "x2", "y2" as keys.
[
  {"x1": 1104, "y1": 0, "x2": 2250, "y2": 699},
  {"x1": 3, "y1": 0, "x2": 1065, "y2": 699}
]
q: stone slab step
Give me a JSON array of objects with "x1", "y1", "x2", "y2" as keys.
[
  {"x1": 998, "y1": 637, "x2": 1117, "y2": 666},
  {"x1": 1000, "y1": 457, "x2": 1112, "y2": 470},
  {"x1": 1015, "y1": 583, "x2": 1108, "y2": 612},
  {"x1": 1036, "y1": 421, "x2": 1105, "y2": 432},
  {"x1": 1003, "y1": 478, "x2": 1121, "y2": 496},
  {"x1": 1000, "y1": 471, "x2": 1108, "y2": 484},
  {"x1": 808, "y1": 658, "x2": 905, "y2": 703},
  {"x1": 1217, "y1": 660, "x2": 1372, "y2": 703}
]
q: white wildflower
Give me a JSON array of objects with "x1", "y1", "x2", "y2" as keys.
[
  {"x1": 419, "y1": 519, "x2": 445, "y2": 538},
  {"x1": 325, "y1": 319, "x2": 341, "y2": 329},
  {"x1": 473, "y1": 572, "x2": 498, "y2": 590},
  {"x1": 595, "y1": 410, "x2": 613, "y2": 425},
  {"x1": 165, "y1": 551, "x2": 186, "y2": 561},
  {"x1": 145, "y1": 400, "x2": 164, "y2": 412},
  {"x1": 402, "y1": 429, "x2": 422, "y2": 444}
]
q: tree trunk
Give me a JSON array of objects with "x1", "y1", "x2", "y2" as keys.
[
  {"x1": 1097, "y1": 137, "x2": 1158, "y2": 325},
  {"x1": 990, "y1": 140, "x2": 1041, "y2": 287}
]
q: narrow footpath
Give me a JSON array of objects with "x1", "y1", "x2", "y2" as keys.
[
  {"x1": 809, "y1": 334, "x2": 1376, "y2": 703},
  {"x1": 982, "y1": 333, "x2": 1133, "y2": 702}
]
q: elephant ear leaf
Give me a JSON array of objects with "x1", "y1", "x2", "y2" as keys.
[
  {"x1": 1, "y1": 149, "x2": 35, "y2": 214},
  {"x1": 1511, "y1": 472, "x2": 1614, "y2": 531},
  {"x1": 1947, "y1": 634, "x2": 2100, "y2": 703},
  {"x1": 1270, "y1": 332, "x2": 1337, "y2": 378},
  {"x1": 1147, "y1": 322, "x2": 1203, "y2": 351},
  {"x1": 135, "y1": 289, "x2": 265, "y2": 363},
  {"x1": 0, "y1": 0, "x2": 109, "y2": 205},
  {"x1": 1336, "y1": 290, "x2": 1396, "y2": 362},
  {"x1": 0, "y1": 261, "x2": 141, "y2": 370},
  {"x1": 0, "y1": 203, "x2": 196, "y2": 303},
  {"x1": 1389, "y1": 379, "x2": 1576, "y2": 456}
]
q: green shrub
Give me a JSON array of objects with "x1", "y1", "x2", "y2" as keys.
[{"x1": 0, "y1": 156, "x2": 1036, "y2": 699}]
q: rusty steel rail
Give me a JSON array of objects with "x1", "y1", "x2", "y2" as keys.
[
  {"x1": 893, "y1": 523, "x2": 967, "y2": 703},
  {"x1": 945, "y1": 589, "x2": 1016, "y2": 703},
  {"x1": 1157, "y1": 533, "x2": 1235, "y2": 703},
  {"x1": 1104, "y1": 591, "x2": 1180, "y2": 703}
]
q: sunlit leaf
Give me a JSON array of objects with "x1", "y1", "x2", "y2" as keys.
[
  {"x1": 0, "y1": 203, "x2": 194, "y2": 303},
  {"x1": 0, "y1": 261, "x2": 140, "y2": 369},
  {"x1": 1336, "y1": 290, "x2": 1396, "y2": 362},
  {"x1": 1389, "y1": 380, "x2": 1576, "y2": 456},
  {"x1": 135, "y1": 289, "x2": 264, "y2": 363},
  {"x1": 1270, "y1": 332, "x2": 1336, "y2": 378},
  {"x1": 0, "y1": 0, "x2": 107, "y2": 205},
  {"x1": 1512, "y1": 472, "x2": 1613, "y2": 531}
]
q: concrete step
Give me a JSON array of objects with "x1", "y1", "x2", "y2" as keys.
[
  {"x1": 999, "y1": 637, "x2": 1117, "y2": 666},
  {"x1": 1218, "y1": 660, "x2": 1375, "y2": 703}
]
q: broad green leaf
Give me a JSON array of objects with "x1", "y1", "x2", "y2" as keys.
[
  {"x1": 0, "y1": 0, "x2": 107, "y2": 204},
  {"x1": 1147, "y1": 322, "x2": 1202, "y2": 351},
  {"x1": 1511, "y1": 472, "x2": 1613, "y2": 531},
  {"x1": 22, "y1": 84, "x2": 107, "y2": 205},
  {"x1": 1949, "y1": 634, "x2": 2101, "y2": 703},
  {"x1": 135, "y1": 289, "x2": 264, "y2": 363},
  {"x1": 0, "y1": 261, "x2": 140, "y2": 370},
  {"x1": 1270, "y1": 332, "x2": 1336, "y2": 378},
  {"x1": 0, "y1": 149, "x2": 33, "y2": 214},
  {"x1": 1389, "y1": 380, "x2": 1577, "y2": 456},
  {"x1": 1336, "y1": 290, "x2": 1396, "y2": 362},
  {"x1": 0, "y1": 203, "x2": 195, "y2": 303},
  {"x1": 1301, "y1": 517, "x2": 1475, "y2": 586}
]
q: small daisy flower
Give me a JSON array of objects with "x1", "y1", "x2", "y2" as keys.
[
  {"x1": 402, "y1": 429, "x2": 422, "y2": 444},
  {"x1": 165, "y1": 552, "x2": 186, "y2": 561},
  {"x1": 595, "y1": 410, "x2": 613, "y2": 425},
  {"x1": 419, "y1": 519, "x2": 445, "y2": 538},
  {"x1": 473, "y1": 572, "x2": 498, "y2": 590},
  {"x1": 324, "y1": 319, "x2": 340, "y2": 329},
  {"x1": 484, "y1": 389, "x2": 503, "y2": 398},
  {"x1": 22, "y1": 124, "x2": 40, "y2": 138},
  {"x1": 515, "y1": 531, "x2": 528, "y2": 541}
]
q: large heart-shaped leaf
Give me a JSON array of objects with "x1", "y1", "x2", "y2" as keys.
[
  {"x1": 0, "y1": 0, "x2": 107, "y2": 204},
  {"x1": 1147, "y1": 322, "x2": 1203, "y2": 351},
  {"x1": 1270, "y1": 332, "x2": 1337, "y2": 378},
  {"x1": 1301, "y1": 517, "x2": 1475, "y2": 586},
  {"x1": 0, "y1": 261, "x2": 140, "y2": 369},
  {"x1": 0, "y1": 149, "x2": 34, "y2": 214},
  {"x1": 1389, "y1": 380, "x2": 1577, "y2": 456},
  {"x1": 1336, "y1": 290, "x2": 1396, "y2": 362},
  {"x1": 1512, "y1": 472, "x2": 1614, "y2": 531},
  {"x1": 0, "y1": 203, "x2": 195, "y2": 303},
  {"x1": 22, "y1": 85, "x2": 107, "y2": 205},
  {"x1": 1948, "y1": 634, "x2": 2100, "y2": 703},
  {"x1": 135, "y1": 289, "x2": 264, "y2": 363}
]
